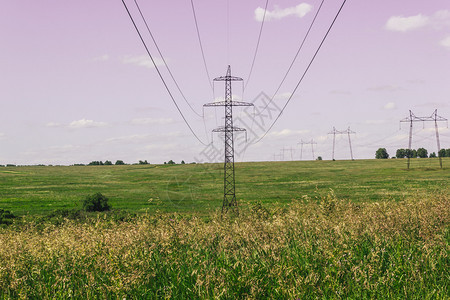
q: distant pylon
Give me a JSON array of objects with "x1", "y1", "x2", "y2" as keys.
[
  {"x1": 204, "y1": 65, "x2": 253, "y2": 214},
  {"x1": 328, "y1": 127, "x2": 356, "y2": 160},
  {"x1": 400, "y1": 109, "x2": 448, "y2": 169},
  {"x1": 298, "y1": 139, "x2": 317, "y2": 160}
]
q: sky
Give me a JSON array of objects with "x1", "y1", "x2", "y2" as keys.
[{"x1": 1, "y1": 0, "x2": 449, "y2": 165}]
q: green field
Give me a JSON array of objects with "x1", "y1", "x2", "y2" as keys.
[
  {"x1": 0, "y1": 158, "x2": 449, "y2": 215},
  {"x1": 0, "y1": 158, "x2": 449, "y2": 299}
]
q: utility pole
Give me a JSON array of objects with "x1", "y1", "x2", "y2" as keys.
[
  {"x1": 288, "y1": 146, "x2": 295, "y2": 161},
  {"x1": 328, "y1": 127, "x2": 356, "y2": 160},
  {"x1": 298, "y1": 139, "x2": 317, "y2": 160},
  {"x1": 204, "y1": 65, "x2": 253, "y2": 214},
  {"x1": 280, "y1": 147, "x2": 295, "y2": 161},
  {"x1": 400, "y1": 109, "x2": 448, "y2": 169}
]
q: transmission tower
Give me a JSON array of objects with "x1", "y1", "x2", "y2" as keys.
[
  {"x1": 328, "y1": 127, "x2": 356, "y2": 160},
  {"x1": 400, "y1": 109, "x2": 448, "y2": 169},
  {"x1": 204, "y1": 65, "x2": 253, "y2": 214},
  {"x1": 298, "y1": 139, "x2": 317, "y2": 160}
]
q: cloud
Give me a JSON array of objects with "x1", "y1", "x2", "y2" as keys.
[
  {"x1": 385, "y1": 14, "x2": 429, "y2": 32},
  {"x1": 131, "y1": 118, "x2": 174, "y2": 126},
  {"x1": 122, "y1": 55, "x2": 165, "y2": 69},
  {"x1": 255, "y1": 3, "x2": 312, "y2": 22},
  {"x1": 69, "y1": 119, "x2": 108, "y2": 129},
  {"x1": 46, "y1": 122, "x2": 62, "y2": 128},
  {"x1": 93, "y1": 54, "x2": 110, "y2": 62},
  {"x1": 383, "y1": 102, "x2": 396, "y2": 110},
  {"x1": 364, "y1": 119, "x2": 388, "y2": 125},
  {"x1": 330, "y1": 90, "x2": 352, "y2": 95},
  {"x1": 431, "y1": 10, "x2": 450, "y2": 29},
  {"x1": 440, "y1": 36, "x2": 450, "y2": 49},
  {"x1": 268, "y1": 128, "x2": 310, "y2": 137},
  {"x1": 106, "y1": 134, "x2": 151, "y2": 143},
  {"x1": 385, "y1": 10, "x2": 450, "y2": 32},
  {"x1": 367, "y1": 85, "x2": 403, "y2": 92}
]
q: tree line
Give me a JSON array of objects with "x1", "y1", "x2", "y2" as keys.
[{"x1": 375, "y1": 148, "x2": 450, "y2": 159}]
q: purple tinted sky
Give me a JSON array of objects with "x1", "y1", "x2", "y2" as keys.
[{"x1": 1, "y1": 0, "x2": 449, "y2": 165}]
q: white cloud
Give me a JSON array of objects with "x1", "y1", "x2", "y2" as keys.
[
  {"x1": 122, "y1": 55, "x2": 165, "y2": 69},
  {"x1": 440, "y1": 36, "x2": 450, "y2": 49},
  {"x1": 275, "y1": 92, "x2": 293, "y2": 100},
  {"x1": 385, "y1": 14, "x2": 429, "y2": 32},
  {"x1": 432, "y1": 10, "x2": 450, "y2": 29},
  {"x1": 386, "y1": 10, "x2": 450, "y2": 32},
  {"x1": 93, "y1": 54, "x2": 110, "y2": 62},
  {"x1": 364, "y1": 119, "x2": 388, "y2": 125},
  {"x1": 268, "y1": 128, "x2": 310, "y2": 137},
  {"x1": 69, "y1": 119, "x2": 108, "y2": 129},
  {"x1": 367, "y1": 85, "x2": 403, "y2": 92},
  {"x1": 330, "y1": 90, "x2": 352, "y2": 95},
  {"x1": 383, "y1": 102, "x2": 396, "y2": 110},
  {"x1": 131, "y1": 118, "x2": 174, "y2": 125},
  {"x1": 46, "y1": 122, "x2": 62, "y2": 128},
  {"x1": 255, "y1": 3, "x2": 312, "y2": 22},
  {"x1": 106, "y1": 134, "x2": 151, "y2": 143}
]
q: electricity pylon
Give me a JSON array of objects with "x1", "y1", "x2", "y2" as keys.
[
  {"x1": 328, "y1": 127, "x2": 356, "y2": 160},
  {"x1": 400, "y1": 109, "x2": 448, "y2": 169},
  {"x1": 298, "y1": 139, "x2": 317, "y2": 160},
  {"x1": 204, "y1": 65, "x2": 253, "y2": 214}
]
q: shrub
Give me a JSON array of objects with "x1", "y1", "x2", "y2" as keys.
[
  {"x1": 0, "y1": 209, "x2": 16, "y2": 226},
  {"x1": 375, "y1": 148, "x2": 389, "y2": 159},
  {"x1": 82, "y1": 193, "x2": 111, "y2": 212}
]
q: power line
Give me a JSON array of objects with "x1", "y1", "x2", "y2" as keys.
[
  {"x1": 244, "y1": 0, "x2": 269, "y2": 91},
  {"x1": 132, "y1": 0, "x2": 203, "y2": 118},
  {"x1": 253, "y1": 0, "x2": 347, "y2": 144},
  {"x1": 190, "y1": 0, "x2": 214, "y2": 92},
  {"x1": 121, "y1": 0, "x2": 207, "y2": 146},
  {"x1": 259, "y1": 0, "x2": 325, "y2": 114}
]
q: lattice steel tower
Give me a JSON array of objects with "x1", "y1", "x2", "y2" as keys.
[
  {"x1": 400, "y1": 109, "x2": 448, "y2": 169},
  {"x1": 204, "y1": 65, "x2": 253, "y2": 214}
]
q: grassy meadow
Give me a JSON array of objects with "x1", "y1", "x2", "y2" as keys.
[
  {"x1": 0, "y1": 157, "x2": 449, "y2": 216},
  {"x1": 0, "y1": 158, "x2": 449, "y2": 298}
]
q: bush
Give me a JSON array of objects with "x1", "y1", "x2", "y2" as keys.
[
  {"x1": 82, "y1": 193, "x2": 111, "y2": 212},
  {"x1": 375, "y1": 148, "x2": 389, "y2": 159},
  {"x1": 0, "y1": 209, "x2": 16, "y2": 226}
]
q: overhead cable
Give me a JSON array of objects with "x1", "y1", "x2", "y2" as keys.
[
  {"x1": 121, "y1": 0, "x2": 207, "y2": 146},
  {"x1": 132, "y1": 0, "x2": 203, "y2": 118},
  {"x1": 190, "y1": 0, "x2": 214, "y2": 92},
  {"x1": 253, "y1": 0, "x2": 348, "y2": 144},
  {"x1": 244, "y1": 0, "x2": 269, "y2": 91}
]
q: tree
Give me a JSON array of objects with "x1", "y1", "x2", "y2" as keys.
[
  {"x1": 181, "y1": 160, "x2": 185, "y2": 164},
  {"x1": 139, "y1": 160, "x2": 149, "y2": 165},
  {"x1": 104, "y1": 160, "x2": 113, "y2": 165},
  {"x1": 405, "y1": 149, "x2": 414, "y2": 158},
  {"x1": 416, "y1": 148, "x2": 428, "y2": 158},
  {"x1": 446, "y1": 149, "x2": 450, "y2": 157},
  {"x1": 82, "y1": 193, "x2": 110, "y2": 212},
  {"x1": 317, "y1": 156, "x2": 323, "y2": 161},
  {"x1": 429, "y1": 152, "x2": 437, "y2": 158},
  {"x1": 375, "y1": 148, "x2": 389, "y2": 159},
  {"x1": 396, "y1": 148, "x2": 406, "y2": 158},
  {"x1": 115, "y1": 160, "x2": 125, "y2": 165},
  {"x1": 167, "y1": 160, "x2": 175, "y2": 165}
]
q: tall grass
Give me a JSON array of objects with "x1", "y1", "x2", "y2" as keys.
[{"x1": 0, "y1": 192, "x2": 448, "y2": 299}]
